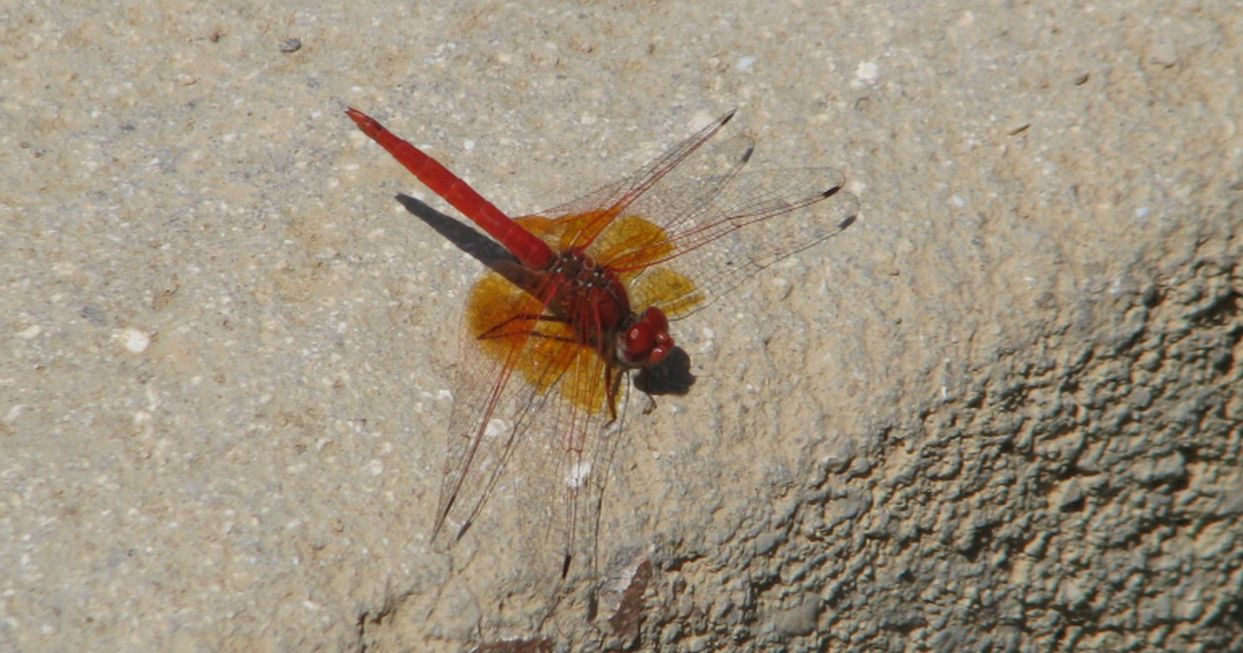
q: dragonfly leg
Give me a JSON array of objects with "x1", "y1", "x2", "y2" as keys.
[
  {"x1": 640, "y1": 392, "x2": 658, "y2": 415},
  {"x1": 604, "y1": 367, "x2": 628, "y2": 422},
  {"x1": 478, "y1": 313, "x2": 572, "y2": 341}
]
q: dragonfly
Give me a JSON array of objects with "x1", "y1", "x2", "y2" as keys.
[{"x1": 346, "y1": 107, "x2": 857, "y2": 577}]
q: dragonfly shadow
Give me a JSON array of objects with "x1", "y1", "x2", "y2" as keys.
[
  {"x1": 635, "y1": 346, "x2": 695, "y2": 398},
  {"x1": 395, "y1": 193, "x2": 536, "y2": 291}
]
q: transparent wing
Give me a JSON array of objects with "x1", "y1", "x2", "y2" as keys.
[
  {"x1": 532, "y1": 112, "x2": 858, "y2": 318},
  {"x1": 614, "y1": 168, "x2": 859, "y2": 318},
  {"x1": 435, "y1": 270, "x2": 626, "y2": 576},
  {"x1": 536, "y1": 112, "x2": 745, "y2": 244}
]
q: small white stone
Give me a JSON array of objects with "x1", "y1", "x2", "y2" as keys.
[
  {"x1": 118, "y1": 328, "x2": 150, "y2": 353},
  {"x1": 566, "y1": 461, "x2": 592, "y2": 489},
  {"x1": 484, "y1": 418, "x2": 508, "y2": 439},
  {"x1": 855, "y1": 61, "x2": 879, "y2": 81}
]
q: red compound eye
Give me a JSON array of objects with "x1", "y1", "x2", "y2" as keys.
[{"x1": 624, "y1": 307, "x2": 672, "y2": 366}]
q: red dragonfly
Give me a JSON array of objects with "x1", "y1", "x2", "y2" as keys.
[{"x1": 346, "y1": 108, "x2": 857, "y2": 576}]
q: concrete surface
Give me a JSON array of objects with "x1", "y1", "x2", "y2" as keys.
[{"x1": 2, "y1": 1, "x2": 1239, "y2": 651}]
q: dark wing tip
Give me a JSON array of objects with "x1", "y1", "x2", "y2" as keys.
[
  {"x1": 720, "y1": 109, "x2": 738, "y2": 125},
  {"x1": 821, "y1": 184, "x2": 842, "y2": 199},
  {"x1": 740, "y1": 143, "x2": 755, "y2": 164},
  {"x1": 455, "y1": 519, "x2": 473, "y2": 542},
  {"x1": 838, "y1": 214, "x2": 858, "y2": 230}
]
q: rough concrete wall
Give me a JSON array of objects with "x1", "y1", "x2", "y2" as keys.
[
  {"x1": 593, "y1": 233, "x2": 1240, "y2": 652},
  {"x1": 2, "y1": 2, "x2": 1239, "y2": 653}
]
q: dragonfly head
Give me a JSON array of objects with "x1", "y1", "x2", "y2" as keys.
[{"x1": 619, "y1": 306, "x2": 673, "y2": 367}]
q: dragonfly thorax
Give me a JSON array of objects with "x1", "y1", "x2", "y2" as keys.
[{"x1": 544, "y1": 250, "x2": 673, "y2": 368}]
